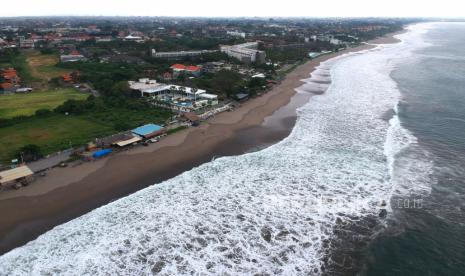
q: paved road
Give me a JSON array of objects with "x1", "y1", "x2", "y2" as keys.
[
  {"x1": 82, "y1": 83, "x2": 100, "y2": 97},
  {"x1": 27, "y1": 149, "x2": 73, "y2": 173}
]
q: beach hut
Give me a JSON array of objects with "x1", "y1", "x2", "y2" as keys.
[
  {"x1": 114, "y1": 136, "x2": 142, "y2": 147},
  {"x1": 182, "y1": 112, "x2": 200, "y2": 125},
  {"x1": 0, "y1": 165, "x2": 34, "y2": 188}
]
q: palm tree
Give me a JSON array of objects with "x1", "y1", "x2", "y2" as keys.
[
  {"x1": 178, "y1": 86, "x2": 187, "y2": 101},
  {"x1": 191, "y1": 87, "x2": 198, "y2": 102},
  {"x1": 169, "y1": 85, "x2": 176, "y2": 98}
]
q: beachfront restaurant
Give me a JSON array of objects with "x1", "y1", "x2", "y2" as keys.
[
  {"x1": 96, "y1": 132, "x2": 142, "y2": 148},
  {"x1": 132, "y1": 123, "x2": 165, "y2": 139}
]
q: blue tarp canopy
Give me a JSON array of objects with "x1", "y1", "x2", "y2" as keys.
[
  {"x1": 92, "y1": 149, "x2": 112, "y2": 158},
  {"x1": 132, "y1": 124, "x2": 163, "y2": 136}
]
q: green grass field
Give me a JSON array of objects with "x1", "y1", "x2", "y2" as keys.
[
  {"x1": 0, "y1": 115, "x2": 114, "y2": 163},
  {"x1": 1, "y1": 51, "x2": 71, "y2": 87},
  {"x1": 0, "y1": 88, "x2": 89, "y2": 119},
  {"x1": 25, "y1": 52, "x2": 71, "y2": 81}
]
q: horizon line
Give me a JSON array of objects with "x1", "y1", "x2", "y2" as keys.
[{"x1": 0, "y1": 15, "x2": 464, "y2": 19}]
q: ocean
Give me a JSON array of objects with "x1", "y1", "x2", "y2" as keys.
[
  {"x1": 0, "y1": 23, "x2": 464, "y2": 275},
  {"x1": 359, "y1": 22, "x2": 465, "y2": 276}
]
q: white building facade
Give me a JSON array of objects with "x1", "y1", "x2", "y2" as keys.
[{"x1": 220, "y1": 41, "x2": 266, "y2": 64}]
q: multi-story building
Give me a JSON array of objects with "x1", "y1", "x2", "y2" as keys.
[
  {"x1": 220, "y1": 41, "x2": 266, "y2": 64},
  {"x1": 151, "y1": 49, "x2": 218, "y2": 59},
  {"x1": 226, "y1": 31, "x2": 246, "y2": 38},
  {"x1": 19, "y1": 37, "x2": 35, "y2": 49}
]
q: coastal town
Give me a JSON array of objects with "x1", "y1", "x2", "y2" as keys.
[
  {"x1": 0, "y1": 0, "x2": 463, "y2": 273},
  {"x1": 0, "y1": 17, "x2": 408, "y2": 191}
]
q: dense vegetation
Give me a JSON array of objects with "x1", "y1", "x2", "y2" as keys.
[
  {"x1": 145, "y1": 52, "x2": 239, "y2": 67},
  {"x1": 0, "y1": 48, "x2": 36, "y2": 84},
  {"x1": 58, "y1": 61, "x2": 144, "y2": 93},
  {"x1": 83, "y1": 36, "x2": 244, "y2": 53},
  {"x1": 354, "y1": 25, "x2": 403, "y2": 41},
  {"x1": 266, "y1": 41, "x2": 336, "y2": 63},
  {"x1": 174, "y1": 69, "x2": 267, "y2": 99},
  {"x1": 54, "y1": 94, "x2": 171, "y2": 126}
]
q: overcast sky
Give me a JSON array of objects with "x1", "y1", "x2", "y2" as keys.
[{"x1": 0, "y1": 0, "x2": 464, "y2": 18}]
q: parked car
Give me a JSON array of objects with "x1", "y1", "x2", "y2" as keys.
[{"x1": 148, "y1": 138, "x2": 159, "y2": 143}]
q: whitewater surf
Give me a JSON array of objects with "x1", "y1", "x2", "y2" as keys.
[{"x1": 0, "y1": 25, "x2": 433, "y2": 275}]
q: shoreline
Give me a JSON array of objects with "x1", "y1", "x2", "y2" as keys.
[{"x1": 0, "y1": 32, "x2": 400, "y2": 255}]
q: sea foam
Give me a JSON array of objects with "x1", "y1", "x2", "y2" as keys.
[{"x1": 0, "y1": 25, "x2": 433, "y2": 275}]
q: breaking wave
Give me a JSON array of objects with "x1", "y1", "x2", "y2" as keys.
[{"x1": 0, "y1": 25, "x2": 433, "y2": 275}]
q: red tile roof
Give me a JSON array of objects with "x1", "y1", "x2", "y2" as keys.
[
  {"x1": 3, "y1": 72, "x2": 18, "y2": 78},
  {"x1": 171, "y1": 64, "x2": 201, "y2": 72},
  {"x1": 2, "y1": 68, "x2": 17, "y2": 74},
  {"x1": 77, "y1": 35, "x2": 92, "y2": 41},
  {"x1": 186, "y1": 65, "x2": 200, "y2": 72},
  {"x1": 171, "y1": 64, "x2": 186, "y2": 70},
  {"x1": 62, "y1": 75, "x2": 72, "y2": 82},
  {"x1": 0, "y1": 82, "x2": 13, "y2": 89},
  {"x1": 2, "y1": 68, "x2": 19, "y2": 82}
]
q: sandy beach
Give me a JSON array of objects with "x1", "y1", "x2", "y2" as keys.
[{"x1": 0, "y1": 34, "x2": 400, "y2": 254}]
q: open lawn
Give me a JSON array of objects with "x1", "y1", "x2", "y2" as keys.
[
  {"x1": 0, "y1": 115, "x2": 114, "y2": 163},
  {"x1": 0, "y1": 89, "x2": 89, "y2": 119},
  {"x1": 25, "y1": 52, "x2": 71, "y2": 81}
]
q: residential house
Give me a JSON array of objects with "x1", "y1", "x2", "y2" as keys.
[
  {"x1": 1, "y1": 68, "x2": 20, "y2": 92},
  {"x1": 60, "y1": 50, "x2": 86, "y2": 63},
  {"x1": 201, "y1": 62, "x2": 225, "y2": 74}
]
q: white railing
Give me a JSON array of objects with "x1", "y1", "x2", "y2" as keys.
[{"x1": 199, "y1": 103, "x2": 233, "y2": 119}]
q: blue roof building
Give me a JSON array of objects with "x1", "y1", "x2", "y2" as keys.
[{"x1": 132, "y1": 124, "x2": 165, "y2": 138}]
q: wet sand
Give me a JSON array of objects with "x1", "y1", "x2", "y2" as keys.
[{"x1": 0, "y1": 34, "x2": 400, "y2": 254}]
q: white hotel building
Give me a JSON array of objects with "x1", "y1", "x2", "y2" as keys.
[
  {"x1": 220, "y1": 41, "x2": 266, "y2": 64},
  {"x1": 151, "y1": 49, "x2": 218, "y2": 59},
  {"x1": 129, "y1": 79, "x2": 218, "y2": 111}
]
